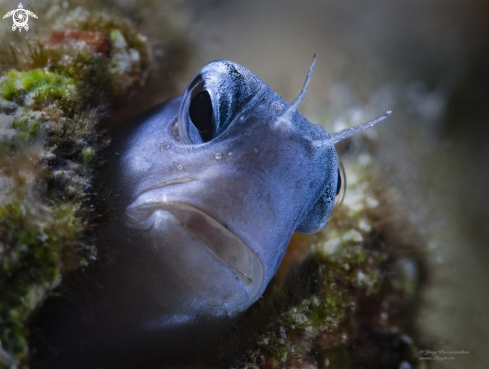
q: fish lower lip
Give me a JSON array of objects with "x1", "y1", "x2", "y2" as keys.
[{"x1": 125, "y1": 202, "x2": 264, "y2": 302}]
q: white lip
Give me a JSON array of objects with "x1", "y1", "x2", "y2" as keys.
[{"x1": 125, "y1": 201, "x2": 264, "y2": 303}]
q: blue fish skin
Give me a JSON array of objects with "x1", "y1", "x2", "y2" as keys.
[{"x1": 32, "y1": 60, "x2": 339, "y2": 368}]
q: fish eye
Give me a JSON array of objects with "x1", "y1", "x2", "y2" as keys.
[
  {"x1": 189, "y1": 90, "x2": 214, "y2": 142},
  {"x1": 336, "y1": 168, "x2": 341, "y2": 196},
  {"x1": 179, "y1": 61, "x2": 263, "y2": 145},
  {"x1": 178, "y1": 77, "x2": 219, "y2": 144},
  {"x1": 327, "y1": 161, "x2": 346, "y2": 223}
]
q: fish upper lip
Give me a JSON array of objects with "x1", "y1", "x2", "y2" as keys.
[
  {"x1": 133, "y1": 176, "x2": 198, "y2": 199},
  {"x1": 125, "y1": 199, "x2": 264, "y2": 304}
]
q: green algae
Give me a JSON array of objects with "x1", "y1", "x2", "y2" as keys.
[
  {"x1": 80, "y1": 147, "x2": 94, "y2": 165},
  {"x1": 11, "y1": 118, "x2": 40, "y2": 144},
  {"x1": 0, "y1": 69, "x2": 75, "y2": 105}
]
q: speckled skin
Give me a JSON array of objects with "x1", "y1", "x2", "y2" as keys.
[{"x1": 32, "y1": 61, "x2": 338, "y2": 368}]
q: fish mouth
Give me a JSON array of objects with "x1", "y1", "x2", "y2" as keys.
[{"x1": 125, "y1": 201, "x2": 264, "y2": 304}]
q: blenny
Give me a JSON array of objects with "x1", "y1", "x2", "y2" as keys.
[{"x1": 33, "y1": 56, "x2": 390, "y2": 368}]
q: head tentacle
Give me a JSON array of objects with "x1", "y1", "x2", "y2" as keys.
[
  {"x1": 316, "y1": 110, "x2": 392, "y2": 147},
  {"x1": 276, "y1": 54, "x2": 316, "y2": 128}
]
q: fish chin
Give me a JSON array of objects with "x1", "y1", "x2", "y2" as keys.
[{"x1": 125, "y1": 203, "x2": 264, "y2": 315}]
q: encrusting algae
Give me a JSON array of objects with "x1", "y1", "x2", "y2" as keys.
[{"x1": 0, "y1": 2, "x2": 187, "y2": 368}]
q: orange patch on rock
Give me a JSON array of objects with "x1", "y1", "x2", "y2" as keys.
[
  {"x1": 275, "y1": 233, "x2": 313, "y2": 284},
  {"x1": 51, "y1": 30, "x2": 112, "y2": 56}
]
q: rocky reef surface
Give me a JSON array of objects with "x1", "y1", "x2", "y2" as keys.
[{"x1": 0, "y1": 1, "x2": 187, "y2": 367}]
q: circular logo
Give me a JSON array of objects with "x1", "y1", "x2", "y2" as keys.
[
  {"x1": 12, "y1": 9, "x2": 29, "y2": 29},
  {"x1": 3, "y1": 3, "x2": 38, "y2": 32}
]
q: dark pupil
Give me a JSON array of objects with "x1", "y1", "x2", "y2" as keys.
[
  {"x1": 189, "y1": 90, "x2": 213, "y2": 142},
  {"x1": 336, "y1": 168, "x2": 341, "y2": 196}
]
